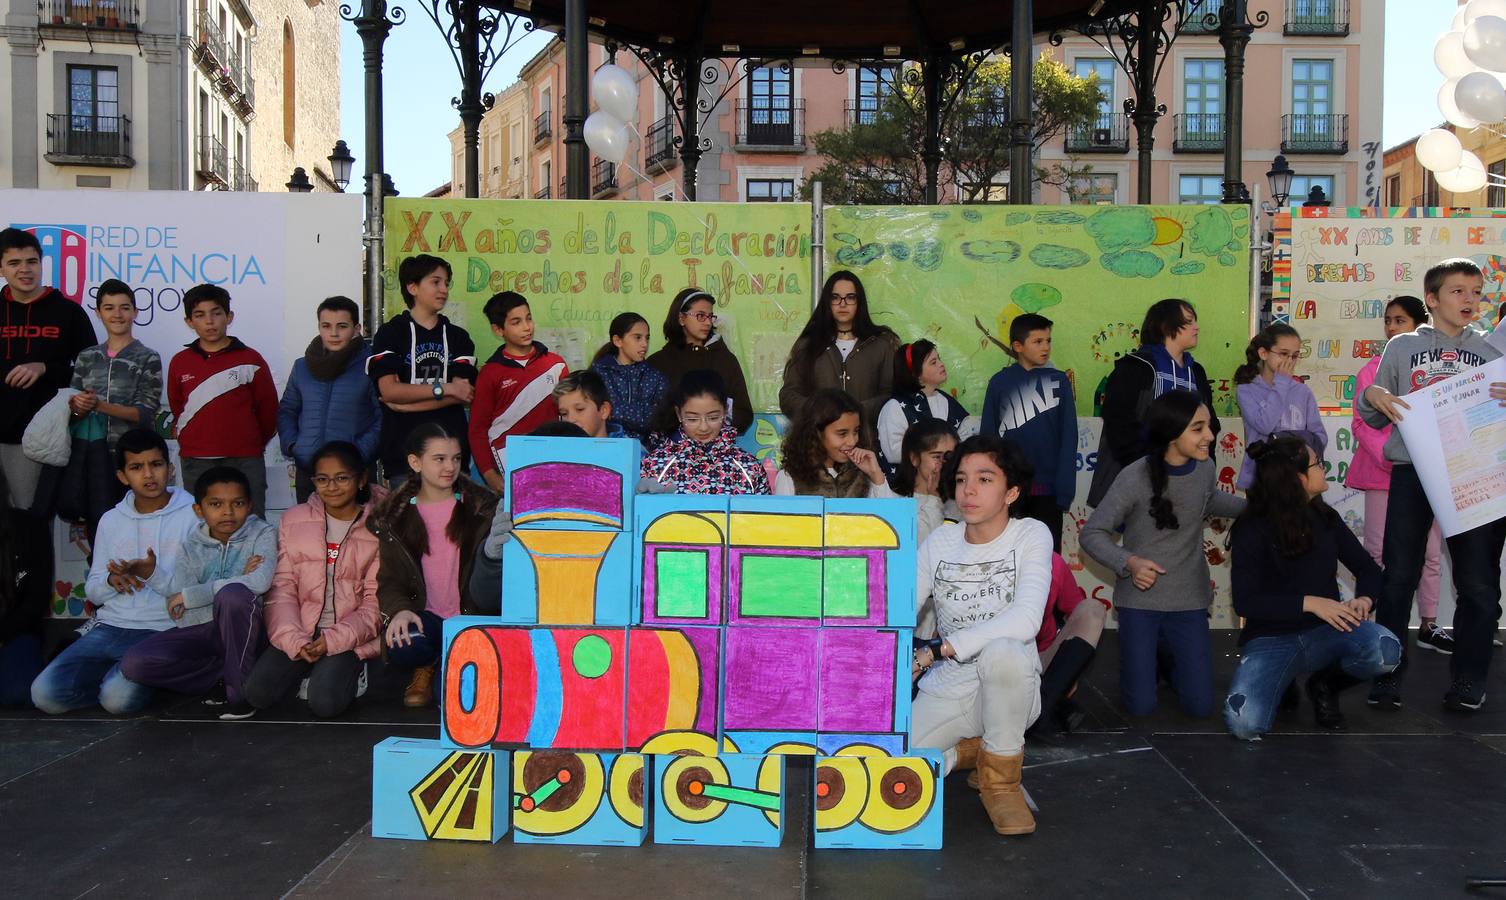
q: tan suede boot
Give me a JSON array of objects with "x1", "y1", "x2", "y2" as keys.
[
  {"x1": 976, "y1": 749, "x2": 1035, "y2": 835},
  {"x1": 404, "y1": 665, "x2": 436, "y2": 708},
  {"x1": 954, "y1": 736, "x2": 982, "y2": 790}
]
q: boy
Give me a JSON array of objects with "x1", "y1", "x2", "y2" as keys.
[
  {"x1": 0, "y1": 227, "x2": 97, "y2": 509},
  {"x1": 1087, "y1": 298, "x2": 1221, "y2": 508},
  {"x1": 910, "y1": 435, "x2": 1051, "y2": 836},
  {"x1": 168, "y1": 284, "x2": 278, "y2": 517},
  {"x1": 554, "y1": 370, "x2": 623, "y2": 439},
  {"x1": 67, "y1": 279, "x2": 163, "y2": 543},
  {"x1": 1357, "y1": 258, "x2": 1506, "y2": 712},
  {"x1": 980, "y1": 313, "x2": 1077, "y2": 551},
  {"x1": 30, "y1": 429, "x2": 198, "y2": 714},
  {"x1": 119, "y1": 466, "x2": 278, "y2": 719},
  {"x1": 368, "y1": 254, "x2": 477, "y2": 486},
  {"x1": 469, "y1": 291, "x2": 567, "y2": 492},
  {"x1": 279, "y1": 295, "x2": 382, "y2": 502}
]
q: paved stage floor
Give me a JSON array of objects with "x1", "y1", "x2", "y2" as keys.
[{"x1": 4, "y1": 630, "x2": 1504, "y2": 899}]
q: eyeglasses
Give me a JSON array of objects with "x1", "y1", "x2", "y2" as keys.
[
  {"x1": 1268, "y1": 349, "x2": 1300, "y2": 360},
  {"x1": 681, "y1": 412, "x2": 726, "y2": 428},
  {"x1": 684, "y1": 311, "x2": 718, "y2": 323},
  {"x1": 1308, "y1": 460, "x2": 1326, "y2": 471},
  {"x1": 830, "y1": 293, "x2": 859, "y2": 307},
  {"x1": 312, "y1": 473, "x2": 357, "y2": 488}
]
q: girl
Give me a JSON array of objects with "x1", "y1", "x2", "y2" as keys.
[
  {"x1": 1345, "y1": 296, "x2": 1450, "y2": 654},
  {"x1": 370, "y1": 423, "x2": 498, "y2": 708},
  {"x1": 1233, "y1": 323, "x2": 1326, "y2": 490},
  {"x1": 0, "y1": 469, "x2": 52, "y2": 707},
  {"x1": 1224, "y1": 435, "x2": 1400, "y2": 739},
  {"x1": 775, "y1": 390, "x2": 894, "y2": 498},
  {"x1": 645, "y1": 289, "x2": 754, "y2": 434},
  {"x1": 1080, "y1": 389, "x2": 1245, "y2": 718},
  {"x1": 889, "y1": 418, "x2": 959, "y2": 544},
  {"x1": 640, "y1": 370, "x2": 769, "y2": 495},
  {"x1": 876, "y1": 339, "x2": 967, "y2": 471},
  {"x1": 779, "y1": 271, "x2": 900, "y2": 430},
  {"x1": 591, "y1": 312, "x2": 668, "y2": 445},
  {"x1": 244, "y1": 442, "x2": 384, "y2": 719}
]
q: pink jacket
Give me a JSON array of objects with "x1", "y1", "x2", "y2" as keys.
[
  {"x1": 1345, "y1": 356, "x2": 1391, "y2": 492},
  {"x1": 265, "y1": 494, "x2": 383, "y2": 661},
  {"x1": 1035, "y1": 552, "x2": 1097, "y2": 653}
]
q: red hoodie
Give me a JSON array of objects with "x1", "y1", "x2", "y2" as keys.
[
  {"x1": 168, "y1": 337, "x2": 279, "y2": 458},
  {"x1": 469, "y1": 341, "x2": 567, "y2": 475}
]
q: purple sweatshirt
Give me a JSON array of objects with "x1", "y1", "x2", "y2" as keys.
[{"x1": 1235, "y1": 373, "x2": 1327, "y2": 490}]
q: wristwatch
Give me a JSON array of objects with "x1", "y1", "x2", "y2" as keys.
[{"x1": 431, "y1": 382, "x2": 445, "y2": 400}]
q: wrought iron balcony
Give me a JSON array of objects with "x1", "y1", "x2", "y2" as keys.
[
  {"x1": 194, "y1": 13, "x2": 228, "y2": 74},
  {"x1": 591, "y1": 158, "x2": 617, "y2": 195},
  {"x1": 534, "y1": 109, "x2": 551, "y2": 145},
  {"x1": 230, "y1": 160, "x2": 257, "y2": 192},
  {"x1": 735, "y1": 99, "x2": 805, "y2": 149},
  {"x1": 1285, "y1": 0, "x2": 1348, "y2": 36},
  {"x1": 45, "y1": 114, "x2": 132, "y2": 166},
  {"x1": 645, "y1": 115, "x2": 677, "y2": 170},
  {"x1": 1282, "y1": 113, "x2": 1348, "y2": 154},
  {"x1": 41, "y1": 0, "x2": 139, "y2": 29},
  {"x1": 845, "y1": 99, "x2": 892, "y2": 127},
  {"x1": 1173, "y1": 112, "x2": 1224, "y2": 152},
  {"x1": 196, "y1": 132, "x2": 229, "y2": 185},
  {"x1": 534, "y1": 185, "x2": 551, "y2": 199},
  {"x1": 1066, "y1": 112, "x2": 1130, "y2": 153}
]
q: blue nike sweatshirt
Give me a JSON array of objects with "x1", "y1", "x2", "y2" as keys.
[{"x1": 980, "y1": 363, "x2": 1078, "y2": 507}]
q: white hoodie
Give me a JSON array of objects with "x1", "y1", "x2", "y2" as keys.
[{"x1": 87, "y1": 487, "x2": 200, "y2": 631}]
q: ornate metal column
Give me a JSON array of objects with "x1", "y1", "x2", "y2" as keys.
[
  {"x1": 1008, "y1": 0, "x2": 1034, "y2": 204},
  {"x1": 340, "y1": 0, "x2": 404, "y2": 326},
  {"x1": 1217, "y1": 0, "x2": 1266, "y2": 203},
  {"x1": 564, "y1": 0, "x2": 589, "y2": 198},
  {"x1": 922, "y1": 54, "x2": 943, "y2": 204}
]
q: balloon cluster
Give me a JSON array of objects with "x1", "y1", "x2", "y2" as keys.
[
  {"x1": 1424, "y1": 0, "x2": 1506, "y2": 192},
  {"x1": 583, "y1": 65, "x2": 639, "y2": 165}
]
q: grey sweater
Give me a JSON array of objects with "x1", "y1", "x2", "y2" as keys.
[
  {"x1": 1079, "y1": 457, "x2": 1245, "y2": 612},
  {"x1": 1353, "y1": 323, "x2": 1500, "y2": 465}
]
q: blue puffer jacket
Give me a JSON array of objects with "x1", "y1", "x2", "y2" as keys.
[
  {"x1": 591, "y1": 354, "x2": 668, "y2": 445},
  {"x1": 278, "y1": 338, "x2": 383, "y2": 469}
]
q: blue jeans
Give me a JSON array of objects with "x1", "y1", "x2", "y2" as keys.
[
  {"x1": 31, "y1": 622, "x2": 158, "y2": 715},
  {"x1": 1117, "y1": 607, "x2": 1214, "y2": 717},
  {"x1": 1223, "y1": 622, "x2": 1401, "y2": 740},
  {"x1": 385, "y1": 610, "x2": 446, "y2": 669}
]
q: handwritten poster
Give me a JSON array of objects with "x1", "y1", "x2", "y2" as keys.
[
  {"x1": 1273, "y1": 207, "x2": 1506, "y2": 415},
  {"x1": 1395, "y1": 357, "x2": 1506, "y2": 537}
]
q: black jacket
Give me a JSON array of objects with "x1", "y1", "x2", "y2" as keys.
[
  {"x1": 0, "y1": 286, "x2": 97, "y2": 443},
  {"x1": 0, "y1": 509, "x2": 53, "y2": 645}
]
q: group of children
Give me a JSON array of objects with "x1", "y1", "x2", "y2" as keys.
[{"x1": 3, "y1": 220, "x2": 1505, "y2": 839}]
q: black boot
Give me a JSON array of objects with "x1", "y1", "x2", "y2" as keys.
[
  {"x1": 1307, "y1": 667, "x2": 1349, "y2": 731},
  {"x1": 1032, "y1": 638, "x2": 1097, "y2": 737}
]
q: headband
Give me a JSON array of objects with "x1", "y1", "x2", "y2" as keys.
[
  {"x1": 679, "y1": 290, "x2": 714, "y2": 313},
  {"x1": 905, "y1": 343, "x2": 913, "y2": 369}
]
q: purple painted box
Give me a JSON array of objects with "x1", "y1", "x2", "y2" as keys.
[
  {"x1": 722, "y1": 626, "x2": 818, "y2": 732},
  {"x1": 505, "y1": 436, "x2": 640, "y2": 532}
]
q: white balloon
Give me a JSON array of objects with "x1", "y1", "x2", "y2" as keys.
[
  {"x1": 1440, "y1": 77, "x2": 1482, "y2": 128},
  {"x1": 583, "y1": 111, "x2": 630, "y2": 164},
  {"x1": 1465, "y1": 15, "x2": 1506, "y2": 71},
  {"x1": 591, "y1": 64, "x2": 640, "y2": 123},
  {"x1": 1417, "y1": 128, "x2": 1465, "y2": 172},
  {"x1": 1436, "y1": 151, "x2": 1489, "y2": 193},
  {"x1": 1455, "y1": 7, "x2": 1470, "y2": 31},
  {"x1": 1456, "y1": 70, "x2": 1506, "y2": 122},
  {"x1": 1436, "y1": 31, "x2": 1477, "y2": 78},
  {"x1": 1465, "y1": 0, "x2": 1506, "y2": 25}
]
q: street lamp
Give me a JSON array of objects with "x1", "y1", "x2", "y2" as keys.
[
  {"x1": 1302, "y1": 185, "x2": 1331, "y2": 208},
  {"x1": 1266, "y1": 154, "x2": 1294, "y2": 208},
  {"x1": 328, "y1": 140, "x2": 355, "y2": 191},
  {"x1": 286, "y1": 167, "x2": 314, "y2": 193}
]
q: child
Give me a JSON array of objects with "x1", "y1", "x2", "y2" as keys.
[
  {"x1": 780, "y1": 271, "x2": 900, "y2": 431},
  {"x1": 1088, "y1": 298, "x2": 1221, "y2": 508},
  {"x1": 118, "y1": 466, "x2": 278, "y2": 718},
  {"x1": 278, "y1": 296, "x2": 383, "y2": 503},
  {"x1": 590, "y1": 312, "x2": 667, "y2": 445},
  {"x1": 67, "y1": 279, "x2": 164, "y2": 544},
  {"x1": 367, "y1": 254, "x2": 477, "y2": 486},
  {"x1": 555, "y1": 370, "x2": 624, "y2": 439},
  {"x1": 910, "y1": 435, "x2": 1052, "y2": 836},
  {"x1": 1233, "y1": 323, "x2": 1326, "y2": 490},
  {"x1": 775, "y1": 389, "x2": 894, "y2": 498},
  {"x1": 981, "y1": 314, "x2": 1078, "y2": 551},
  {"x1": 647, "y1": 289, "x2": 754, "y2": 434},
  {"x1": 469, "y1": 291, "x2": 568, "y2": 492},
  {"x1": 1079, "y1": 389, "x2": 1245, "y2": 718},
  {"x1": 640, "y1": 369, "x2": 769, "y2": 495},
  {"x1": 370, "y1": 423, "x2": 497, "y2": 708},
  {"x1": 243, "y1": 441, "x2": 383, "y2": 719},
  {"x1": 877, "y1": 339, "x2": 967, "y2": 471},
  {"x1": 30, "y1": 429, "x2": 198, "y2": 714},
  {"x1": 1224, "y1": 435, "x2": 1400, "y2": 739},
  {"x1": 889, "y1": 418, "x2": 959, "y2": 545},
  {"x1": 1346, "y1": 296, "x2": 1450, "y2": 654},
  {"x1": 167, "y1": 284, "x2": 278, "y2": 517},
  {"x1": 0, "y1": 227, "x2": 98, "y2": 509},
  {"x1": 0, "y1": 469, "x2": 53, "y2": 706},
  {"x1": 1356, "y1": 258, "x2": 1506, "y2": 712}
]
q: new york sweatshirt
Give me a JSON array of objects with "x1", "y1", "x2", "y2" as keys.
[
  {"x1": 1354, "y1": 324, "x2": 1501, "y2": 465},
  {"x1": 87, "y1": 488, "x2": 199, "y2": 631}
]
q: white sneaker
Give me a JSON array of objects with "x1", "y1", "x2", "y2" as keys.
[
  {"x1": 355, "y1": 663, "x2": 369, "y2": 698},
  {"x1": 297, "y1": 677, "x2": 310, "y2": 701}
]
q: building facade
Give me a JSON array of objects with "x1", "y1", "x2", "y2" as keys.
[
  {"x1": 453, "y1": 0, "x2": 1380, "y2": 208},
  {"x1": 0, "y1": 0, "x2": 340, "y2": 192},
  {"x1": 1383, "y1": 123, "x2": 1506, "y2": 210}
]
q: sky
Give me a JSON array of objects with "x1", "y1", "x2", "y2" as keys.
[{"x1": 337, "y1": 0, "x2": 1449, "y2": 196}]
